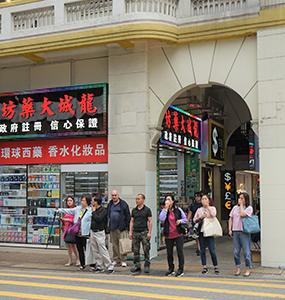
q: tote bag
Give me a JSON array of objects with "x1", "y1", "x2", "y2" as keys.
[
  {"x1": 119, "y1": 238, "x2": 132, "y2": 255},
  {"x1": 242, "y1": 215, "x2": 260, "y2": 234},
  {"x1": 203, "y1": 217, "x2": 223, "y2": 237}
]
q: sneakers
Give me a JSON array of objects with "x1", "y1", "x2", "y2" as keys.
[
  {"x1": 202, "y1": 268, "x2": 208, "y2": 274},
  {"x1": 121, "y1": 262, "x2": 127, "y2": 267},
  {"x1": 92, "y1": 268, "x2": 104, "y2": 274},
  {"x1": 144, "y1": 266, "x2": 150, "y2": 273},
  {"x1": 130, "y1": 266, "x2": 141, "y2": 274},
  {"x1": 165, "y1": 270, "x2": 175, "y2": 277},
  {"x1": 112, "y1": 261, "x2": 118, "y2": 267},
  {"x1": 214, "y1": 268, "x2": 219, "y2": 275},
  {"x1": 175, "y1": 270, "x2": 184, "y2": 277},
  {"x1": 107, "y1": 269, "x2": 115, "y2": 275}
]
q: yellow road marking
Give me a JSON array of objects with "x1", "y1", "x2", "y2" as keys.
[
  {"x1": 0, "y1": 280, "x2": 206, "y2": 300},
  {"x1": 0, "y1": 291, "x2": 85, "y2": 300},
  {"x1": 0, "y1": 272, "x2": 285, "y2": 290},
  {"x1": 0, "y1": 276, "x2": 285, "y2": 299},
  {"x1": 2, "y1": 268, "x2": 285, "y2": 283}
]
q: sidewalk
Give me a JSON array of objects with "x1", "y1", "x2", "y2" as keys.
[{"x1": 0, "y1": 236, "x2": 283, "y2": 277}]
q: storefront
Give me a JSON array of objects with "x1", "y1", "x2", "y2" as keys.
[
  {"x1": 0, "y1": 83, "x2": 108, "y2": 247},
  {"x1": 157, "y1": 105, "x2": 202, "y2": 249}
]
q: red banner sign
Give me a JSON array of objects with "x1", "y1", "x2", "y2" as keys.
[{"x1": 0, "y1": 137, "x2": 107, "y2": 165}]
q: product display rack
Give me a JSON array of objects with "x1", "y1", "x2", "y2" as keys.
[
  {"x1": 64, "y1": 172, "x2": 108, "y2": 204},
  {"x1": 0, "y1": 166, "x2": 27, "y2": 243},
  {"x1": 27, "y1": 164, "x2": 60, "y2": 245},
  {"x1": 158, "y1": 150, "x2": 178, "y2": 249}
]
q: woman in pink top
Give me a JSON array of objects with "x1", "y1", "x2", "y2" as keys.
[
  {"x1": 229, "y1": 192, "x2": 253, "y2": 277},
  {"x1": 159, "y1": 195, "x2": 187, "y2": 278},
  {"x1": 194, "y1": 194, "x2": 219, "y2": 275},
  {"x1": 59, "y1": 196, "x2": 80, "y2": 267}
]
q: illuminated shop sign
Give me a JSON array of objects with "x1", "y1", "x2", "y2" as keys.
[
  {"x1": 249, "y1": 142, "x2": 255, "y2": 169},
  {"x1": 0, "y1": 83, "x2": 107, "y2": 140},
  {"x1": 0, "y1": 137, "x2": 107, "y2": 165},
  {"x1": 221, "y1": 170, "x2": 235, "y2": 220},
  {"x1": 160, "y1": 105, "x2": 201, "y2": 152},
  {"x1": 209, "y1": 119, "x2": 226, "y2": 164}
]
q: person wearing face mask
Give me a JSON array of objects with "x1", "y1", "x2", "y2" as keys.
[
  {"x1": 159, "y1": 195, "x2": 187, "y2": 277},
  {"x1": 228, "y1": 192, "x2": 253, "y2": 277}
]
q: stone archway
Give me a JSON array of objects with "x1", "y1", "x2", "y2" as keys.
[{"x1": 148, "y1": 35, "x2": 258, "y2": 145}]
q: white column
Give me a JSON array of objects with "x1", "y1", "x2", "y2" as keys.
[
  {"x1": 108, "y1": 41, "x2": 158, "y2": 258},
  {"x1": 257, "y1": 27, "x2": 285, "y2": 268}
]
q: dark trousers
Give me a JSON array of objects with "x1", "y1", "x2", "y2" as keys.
[
  {"x1": 75, "y1": 235, "x2": 87, "y2": 267},
  {"x1": 198, "y1": 234, "x2": 218, "y2": 267},
  {"x1": 165, "y1": 235, "x2": 184, "y2": 272}
]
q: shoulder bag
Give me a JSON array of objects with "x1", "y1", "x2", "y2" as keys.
[
  {"x1": 203, "y1": 217, "x2": 223, "y2": 237},
  {"x1": 64, "y1": 230, "x2": 76, "y2": 244},
  {"x1": 242, "y1": 215, "x2": 260, "y2": 234},
  {"x1": 67, "y1": 209, "x2": 87, "y2": 237}
]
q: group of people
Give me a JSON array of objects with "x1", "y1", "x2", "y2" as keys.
[
  {"x1": 159, "y1": 191, "x2": 254, "y2": 277},
  {"x1": 57, "y1": 189, "x2": 254, "y2": 278},
  {"x1": 56, "y1": 190, "x2": 152, "y2": 275}
]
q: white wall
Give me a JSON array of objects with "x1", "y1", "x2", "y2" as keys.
[{"x1": 258, "y1": 27, "x2": 285, "y2": 267}]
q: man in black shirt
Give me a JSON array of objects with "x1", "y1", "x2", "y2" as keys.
[
  {"x1": 90, "y1": 196, "x2": 114, "y2": 274},
  {"x1": 187, "y1": 192, "x2": 203, "y2": 256},
  {"x1": 129, "y1": 194, "x2": 152, "y2": 274}
]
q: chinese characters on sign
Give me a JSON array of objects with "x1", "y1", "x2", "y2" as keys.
[
  {"x1": 0, "y1": 84, "x2": 107, "y2": 139},
  {"x1": 209, "y1": 119, "x2": 226, "y2": 164},
  {"x1": 160, "y1": 105, "x2": 202, "y2": 152},
  {"x1": 0, "y1": 137, "x2": 107, "y2": 165},
  {"x1": 221, "y1": 170, "x2": 235, "y2": 220}
]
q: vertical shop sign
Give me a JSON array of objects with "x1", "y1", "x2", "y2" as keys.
[
  {"x1": 221, "y1": 170, "x2": 235, "y2": 220},
  {"x1": 209, "y1": 119, "x2": 226, "y2": 164},
  {"x1": 249, "y1": 142, "x2": 255, "y2": 170},
  {"x1": 160, "y1": 105, "x2": 202, "y2": 152},
  {"x1": 186, "y1": 153, "x2": 200, "y2": 198}
]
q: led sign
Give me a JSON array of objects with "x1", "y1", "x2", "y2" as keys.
[
  {"x1": 160, "y1": 105, "x2": 201, "y2": 152},
  {"x1": 0, "y1": 83, "x2": 107, "y2": 140}
]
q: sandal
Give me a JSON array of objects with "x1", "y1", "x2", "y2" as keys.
[{"x1": 77, "y1": 266, "x2": 86, "y2": 271}]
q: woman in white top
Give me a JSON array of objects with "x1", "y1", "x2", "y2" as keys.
[{"x1": 194, "y1": 194, "x2": 219, "y2": 275}]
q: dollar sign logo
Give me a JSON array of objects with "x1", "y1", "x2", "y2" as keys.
[
  {"x1": 224, "y1": 172, "x2": 231, "y2": 182},
  {"x1": 212, "y1": 127, "x2": 218, "y2": 157}
]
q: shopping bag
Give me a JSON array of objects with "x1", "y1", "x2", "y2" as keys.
[
  {"x1": 242, "y1": 215, "x2": 260, "y2": 234},
  {"x1": 119, "y1": 238, "x2": 132, "y2": 255},
  {"x1": 203, "y1": 217, "x2": 223, "y2": 237},
  {"x1": 85, "y1": 239, "x2": 96, "y2": 266}
]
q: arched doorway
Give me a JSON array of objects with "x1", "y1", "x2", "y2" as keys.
[{"x1": 155, "y1": 83, "x2": 257, "y2": 249}]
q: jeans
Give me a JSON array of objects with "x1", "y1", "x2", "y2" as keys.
[
  {"x1": 132, "y1": 231, "x2": 150, "y2": 268},
  {"x1": 198, "y1": 234, "x2": 218, "y2": 267},
  {"x1": 233, "y1": 231, "x2": 251, "y2": 269},
  {"x1": 165, "y1": 235, "x2": 184, "y2": 272}
]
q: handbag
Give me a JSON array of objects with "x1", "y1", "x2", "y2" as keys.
[
  {"x1": 203, "y1": 217, "x2": 223, "y2": 237},
  {"x1": 242, "y1": 215, "x2": 260, "y2": 234},
  {"x1": 192, "y1": 218, "x2": 204, "y2": 237},
  {"x1": 67, "y1": 209, "x2": 87, "y2": 237},
  {"x1": 179, "y1": 223, "x2": 189, "y2": 235},
  {"x1": 64, "y1": 230, "x2": 76, "y2": 244},
  {"x1": 119, "y1": 238, "x2": 132, "y2": 255}
]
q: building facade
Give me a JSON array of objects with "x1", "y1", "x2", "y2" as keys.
[{"x1": 0, "y1": 0, "x2": 284, "y2": 267}]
